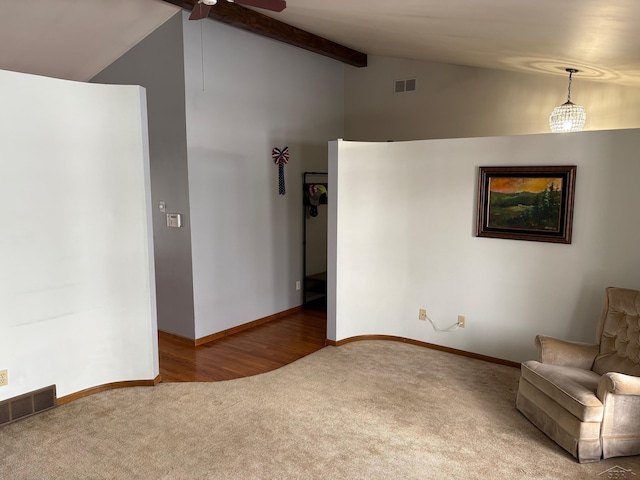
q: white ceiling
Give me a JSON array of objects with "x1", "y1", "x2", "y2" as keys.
[
  {"x1": 0, "y1": 0, "x2": 180, "y2": 82},
  {"x1": 2, "y1": 0, "x2": 640, "y2": 85}
]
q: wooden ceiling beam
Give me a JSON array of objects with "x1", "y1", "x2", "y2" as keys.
[{"x1": 163, "y1": 0, "x2": 367, "y2": 67}]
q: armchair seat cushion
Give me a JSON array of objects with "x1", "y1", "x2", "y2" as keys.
[{"x1": 521, "y1": 361, "x2": 603, "y2": 422}]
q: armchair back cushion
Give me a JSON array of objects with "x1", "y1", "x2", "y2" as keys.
[{"x1": 593, "y1": 288, "x2": 640, "y2": 377}]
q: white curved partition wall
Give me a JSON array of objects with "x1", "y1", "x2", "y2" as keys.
[
  {"x1": 0, "y1": 69, "x2": 157, "y2": 401},
  {"x1": 328, "y1": 130, "x2": 640, "y2": 364}
]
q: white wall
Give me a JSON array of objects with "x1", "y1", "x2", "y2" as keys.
[
  {"x1": 92, "y1": 13, "x2": 196, "y2": 339},
  {"x1": 328, "y1": 130, "x2": 640, "y2": 363},
  {"x1": 0, "y1": 69, "x2": 157, "y2": 400},
  {"x1": 345, "y1": 56, "x2": 640, "y2": 141},
  {"x1": 182, "y1": 13, "x2": 344, "y2": 338}
]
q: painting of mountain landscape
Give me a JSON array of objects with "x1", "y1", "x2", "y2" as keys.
[
  {"x1": 488, "y1": 177, "x2": 563, "y2": 232},
  {"x1": 476, "y1": 166, "x2": 576, "y2": 244}
]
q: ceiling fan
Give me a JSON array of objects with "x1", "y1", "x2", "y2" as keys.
[{"x1": 189, "y1": 0, "x2": 286, "y2": 20}]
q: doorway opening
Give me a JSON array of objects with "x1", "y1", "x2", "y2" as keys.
[{"x1": 302, "y1": 172, "x2": 328, "y2": 312}]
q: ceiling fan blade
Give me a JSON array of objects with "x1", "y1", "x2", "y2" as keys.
[
  {"x1": 233, "y1": 0, "x2": 286, "y2": 13},
  {"x1": 189, "y1": 2, "x2": 212, "y2": 20}
]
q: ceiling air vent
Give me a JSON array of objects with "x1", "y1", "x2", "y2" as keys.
[{"x1": 394, "y1": 78, "x2": 417, "y2": 94}]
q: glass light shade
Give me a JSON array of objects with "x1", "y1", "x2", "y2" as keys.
[{"x1": 549, "y1": 101, "x2": 586, "y2": 133}]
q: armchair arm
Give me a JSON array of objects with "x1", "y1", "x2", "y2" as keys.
[
  {"x1": 597, "y1": 372, "x2": 640, "y2": 400},
  {"x1": 535, "y1": 335, "x2": 599, "y2": 369}
]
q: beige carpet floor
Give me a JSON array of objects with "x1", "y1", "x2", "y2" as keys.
[{"x1": 1, "y1": 340, "x2": 639, "y2": 479}]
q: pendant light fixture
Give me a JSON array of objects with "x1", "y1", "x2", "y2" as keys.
[{"x1": 549, "y1": 68, "x2": 586, "y2": 133}]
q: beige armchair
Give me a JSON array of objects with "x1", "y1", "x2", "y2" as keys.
[{"x1": 516, "y1": 287, "x2": 640, "y2": 463}]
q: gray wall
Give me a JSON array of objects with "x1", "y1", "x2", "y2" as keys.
[
  {"x1": 92, "y1": 13, "x2": 195, "y2": 338},
  {"x1": 181, "y1": 14, "x2": 344, "y2": 339},
  {"x1": 345, "y1": 55, "x2": 640, "y2": 141},
  {"x1": 92, "y1": 11, "x2": 344, "y2": 341}
]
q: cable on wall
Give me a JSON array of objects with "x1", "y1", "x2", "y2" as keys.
[{"x1": 425, "y1": 313, "x2": 460, "y2": 333}]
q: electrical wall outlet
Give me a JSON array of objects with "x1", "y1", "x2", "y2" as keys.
[
  {"x1": 295, "y1": 281, "x2": 301, "y2": 291},
  {"x1": 458, "y1": 315, "x2": 466, "y2": 328},
  {"x1": 0, "y1": 369, "x2": 8, "y2": 387},
  {"x1": 419, "y1": 309, "x2": 427, "y2": 320}
]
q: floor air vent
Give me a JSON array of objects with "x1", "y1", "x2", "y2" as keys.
[{"x1": 0, "y1": 385, "x2": 57, "y2": 427}]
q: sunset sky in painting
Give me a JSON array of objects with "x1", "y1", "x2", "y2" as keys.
[{"x1": 489, "y1": 177, "x2": 563, "y2": 194}]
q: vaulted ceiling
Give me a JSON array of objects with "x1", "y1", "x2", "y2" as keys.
[{"x1": 2, "y1": 0, "x2": 640, "y2": 85}]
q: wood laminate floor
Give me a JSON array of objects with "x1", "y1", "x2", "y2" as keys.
[{"x1": 159, "y1": 307, "x2": 327, "y2": 382}]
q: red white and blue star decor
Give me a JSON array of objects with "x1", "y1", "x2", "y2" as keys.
[{"x1": 272, "y1": 146, "x2": 289, "y2": 195}]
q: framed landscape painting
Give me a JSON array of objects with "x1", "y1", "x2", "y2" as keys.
[{"x1": 476, "y1": 165, "x2": 577, "y2": 244}]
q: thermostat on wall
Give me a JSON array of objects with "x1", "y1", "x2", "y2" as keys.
[{"x1": 166, "y1": 213, "x2": 182, "y2": 228}]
